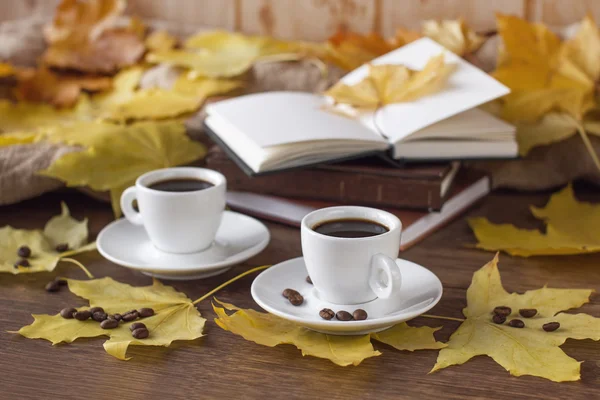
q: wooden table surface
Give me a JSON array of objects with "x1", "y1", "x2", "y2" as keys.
[{"x1": 1, "y1": 189, "x2": 599, "y2": 400}]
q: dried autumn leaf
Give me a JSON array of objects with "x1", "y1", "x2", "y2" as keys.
[
  {"x1": 17, "y1": 277, "x2": 206, "y2": 360},
  {"x1": 214, "y1": 300, "x2": 444, "y2": 366},
  {"x1": 0, "y1": 99, "x2": 90, "y2": 133},
  {"x1": 0, "y1": 203, "x2": 95, "y2": 274},
  {"x1": 432, "y1": 254, "x2": 600, "y2": 382},
  {"x1": 0, "y1": 62, "x2": 14, "y2": 77},
  {"x1": 325, "y1": 54, "x2": 452, "y2": 108},
  {"x1": 145, "y1": 30, "x2": 178, "y2": 52},
  {"x1": 14, "y1": 68, "x2": 112, "y2": 108},
  {"x1": 422, "y1": 19, "x2": 485, "y2": 56},
  {"x1": 39, "y1": 120, "x2": 206, "y2": 216},
  {"x1": 101, "y1": 89, "x2": 203, "y2": 121},
  {"x1": 469, "y1": 185, "x2": 600, "y2": 256},
  {"x1": 171, "y1": 75, "x2": 244, "y2": 98},
  {"x1": 562, "y1": 14, "x2": 600, "y2": 84},
  {"x1": 326, "y1": 30, "x2": 397, "y2": 70}
]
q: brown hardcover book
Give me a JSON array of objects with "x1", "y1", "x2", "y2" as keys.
[{"x1": 207, "y1": 146, "x2": 460, "y2": 211}]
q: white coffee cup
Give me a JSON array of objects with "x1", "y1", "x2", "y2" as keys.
[
  {"x1": 120, "y1": 167, "x2": 226, "y2": 254},
  {"x1": 301, "y1": 206, "x2": 402, "y2": 304}
]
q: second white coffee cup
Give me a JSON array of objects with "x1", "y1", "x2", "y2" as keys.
[
  {"x1": 120, "y1": 167, "x2": 226, "y2": 254},
  {"x1": 301, "y1": 206, "x2": 402, "y2": 305}
]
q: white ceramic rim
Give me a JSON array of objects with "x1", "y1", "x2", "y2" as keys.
[
  {"x1": 251, "y1": 257, "x2": 443, "y2": 329},
  {"x1": 301, "y1": 206, "x2": 402, "y2": 242},
  {"x1": 96, "y1": 211, "x2": 270, "y2": 272},
  {"x1": 135, "y1": 167, "x2": 226, "y2": 197}
]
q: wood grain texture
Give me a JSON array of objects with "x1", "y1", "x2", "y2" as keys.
[
  {"x1": 1, "y1": 189, "x2": 599, "y2": 399},
  {"x1": 126, "y1": 0, "x2": 236, "y2": 30},
  {"x1": 530, "y1": 0, "x2": 600, "y2": 25}
]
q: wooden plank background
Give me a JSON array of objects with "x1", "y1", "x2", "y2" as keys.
[{"x1": 0, "y1": 0, "x2": 599, "y2": 40}]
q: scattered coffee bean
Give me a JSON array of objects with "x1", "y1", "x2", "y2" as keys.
[
  {"x1": 543, "y1": 322, "x2": 560, "y2": 332},
  {"x1": 112, "y1": 313, "x2": 123, "y2": 321},
  {"x1": 288, "y1": 293, "x2": 304, "y2": 306},
  {"x1": 508, "y1": 319, "x2": 525, "y2": 328},
  {"x1": 132, "y1": 327, "x2": 149, "y2": 339},
  {"x1": 130, "y1": 322, "x2": 147, "y2": 331},
  {"x1": 89, "y1": 307, "x2": 104, "y2": 315},
  {"x1": 17, "y1": 245, "x2": 31, "y2": 258},
  {"x1": 60, "y1": 307, "x2": 77, "y2": 319},
  {"x1": 138, "y1": 308, "x2": 154, "y2": 318},
  {"x1": 100, "y1": 318, "x2": 119, "y2": 329},
  {"x1": 73, "y1": 310, "x2": 92, "y2": 321},
  {"x1": 306, "y1": 276, "x2": 312, "y2": 284},
  {"x1": 45, "y1": 279, "x2": 62, "y2": 293},
  {"x1": 14, "y1": 259, "x2": 30, "y2": 268},
  {"x1": 282, "y1": 288, "x2": 298, "y2": 298},
  {"x1": 336, "y1": 310, "x2": 353, "y2": 321},
  {"x1": 92, "y1": 311, "x2": 108, "y2": 322},
  {"x1": 492, "y1": 314, "x2": 506, "y2": 324},
  {"x1": 121, "y1": 310, "x2": 139, "y2": 322},
  {"x1": 319, "y1": 308, "x2": 335, "y2": 320},
  {"x1": 519, "y1": 308, "x2": 537, "y2": 318},
  {"x1": 493, "y1": 306, "x2": 511, "y2": 317},
  {"x1": 55, "y1": 243, "x2": 69, "y2": 253},
  {"x1": 353, "y1": 309, "x2": 368, "y2": 321}
]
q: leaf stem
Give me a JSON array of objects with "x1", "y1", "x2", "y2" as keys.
[
  {"x1": 421, "y1": 314, "x2": 465, "y2": 322},
  {"x1": 572, "y1": 117, "x2": 600, "y2": 172},
  {"x1": 191, "y1": 265, "x2": 271, "y2": 305},
  {"x1": 60, "y1": 258, "x2": 95, "y2": 279}
]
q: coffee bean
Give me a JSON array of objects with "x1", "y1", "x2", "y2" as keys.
[
  {"x1": 17, "y1": 245, "x2": 31, "y2": 258},
  {"x1": 288, "y1": 293, "x2": 304, "y2": 306},
  {"x1": 519, "y1": 308, "x2": 537, "y2": 318},
  {"x1": 353, "y1": 309, "x2": 368, "y2": 321},
  {"x1": 493, "y1": 306, "x2": 511, "y2": 317},
  {"x1": 282, "y1": 288, "x2": 298, "y2": 298},
  {"x1": 60, "y1": 307, "x2": 77, "y2": 319},
  {"x1": 132, "y1": 327, "x2": 149, "y2": 339},
  {"x1": 508, "y1": 319, "x2": 525, "y2": 328},
  {"x1": 45, "y1": 280, "x2": 62, "y2": 293},
  {"x1": 14, "y1": 259, "x2": 30, "y2": 268},
  {"x1": 92, "y1": 311, "x2": 108, "y2": 322},
  {"x1": 492, "y1": 314, "x2": 506, "y2": 324},
  {"x1": 336, "y1": 310, "x2": 353, "y2": 321},
  {"x1": 138, "y1": 308, "x2": 154, "y2": 318},
  {"x1": 112, "y1": 313, "x2": 123, "y2": 321},
  {"x1": 73, "y1": 310, "x2": 92, "y2": 321},
  {"x1": 121, "y1": 310, "x2": 139, "y2": 322},
  {"x1": 319, "y1": 308, "x2": 335, "y2": 320},
  {"x1": 100, "y1": 318, "x2": 119, "y2": 329},
  {"x1": 306, "y1": 276, "x2": 312, "y2": 284},
  {"x1": 89, "y1": 307, "x2": 104, "y2": 315},
  {"x1": 130, "y1": 322, "x2": 147, "y2": 332},
  {"x1": 543, "y1": 322, "x2": 560, "y2": 332},
  {"x1": 55, "y1": 243, "x2": 69, "y2": 253}
]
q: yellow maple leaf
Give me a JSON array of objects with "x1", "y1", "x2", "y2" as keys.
[
  {"x1": 325, "y1": 30, "x2": 399, "y2": 71},
  {"x1": 422, "y1": 19, "x2": 485, "y2": 56},
  {"x1": 0, "y1": 62, "x2": 14, "y2": 77},
  {"x1": 562, "y1": 14, "x2": 600, "y2": 83},
  {"x1": 38, "y1": 120, "x2": 206, "y2": 216},
  {"x1": 0, "y1": 203, "x2": 96, "y2": 274},
  {"x1": 17, "y1": 277, "x2": 206, "y2": 360},
  {"x1": 432, "y1": 254, "x2": 600, "y2": 382},
  {"x1": 145, "y1": 29, "x2": 178, "y2": 52},
  {"x1": 325, "y1": 54, "x2": 452, "y2": 108},
  {"x1": 214, "y1": 300, "x2": 444, "y2": 367},
  {"x1": 0, "y1": 99, "x2": 92, "y2": 134},
  {"x1": 469, "y1": 185, "x2": 600, "y2": 256}
]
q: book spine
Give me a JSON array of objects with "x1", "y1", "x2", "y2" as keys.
[{"x1": 208, "y1": 158, "x2": 445, "y2": 211}]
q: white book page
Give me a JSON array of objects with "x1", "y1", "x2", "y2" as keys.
[
  {"x1": 338, "y1": 38, "x2": 510, "y2": 145},
  {"x1": 205, "y1": 92, "x2": 384, "y2": 148}
]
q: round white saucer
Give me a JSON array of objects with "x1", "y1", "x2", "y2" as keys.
[
  {"x1": 97, "y1": 211, "x2": 270, "y2": 280},
  {"x1": 251, "y1": 257, "x2": 443, "y2": 335}
]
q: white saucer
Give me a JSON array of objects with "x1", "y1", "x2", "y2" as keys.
[
  {"x1": 97, "y1": 211, "x2": 270, "y2": 280},
  {"x1": 251, "y1": 257, "x2": 443, "y2": 335}
]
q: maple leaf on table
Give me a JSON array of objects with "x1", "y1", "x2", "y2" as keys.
[
  {"x1": 469, "y1": 185, "x2": 600, "y2": 257},
  {"x1": 422, "y1": 19, "x2": 485, "y2": 56},
  {"x1": 432, "y1": 254, "x2": 600, "y2": 382},
  {"x1": 17, "y1": 277, "x2": 206, "y2": 360}
]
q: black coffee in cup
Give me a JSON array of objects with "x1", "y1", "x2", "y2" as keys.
[
  {"x1": 148, "y1": 178, "x2": 214, "y2": 192},
  {"x1": 313, "y1": 218, "x2": 389, "y2": 238}
]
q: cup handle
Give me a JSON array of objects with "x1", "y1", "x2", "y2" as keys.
[
  {"x1": 120, "y1": 186, "x2": 143, "y2": 226},
  {"x1": 368, "y1": 253, "x2": 402, "y2": 299}
]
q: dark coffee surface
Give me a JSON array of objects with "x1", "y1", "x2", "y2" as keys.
[
  {"x1": 148, "y1": 178, "x2": 213, "y2": 192},
  {"x1": 313, "y1": 218, "x2": 389, "y2": 238}
]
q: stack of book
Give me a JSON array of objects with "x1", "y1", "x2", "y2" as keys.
[{"x1": 203, "y1": 38, "x2": 516, "y2": 249}]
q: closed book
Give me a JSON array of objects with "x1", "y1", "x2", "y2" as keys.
[
  {"x1": 207, "y1": 146, "x2": 460, "y2": 211},
  {"x1": 225, "y1": 170, "x2": 489, "y2": 251}
]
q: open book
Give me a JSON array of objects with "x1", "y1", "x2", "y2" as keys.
[{"x1": 204, "y1": 38, "x2": 516, "y2": 175}]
